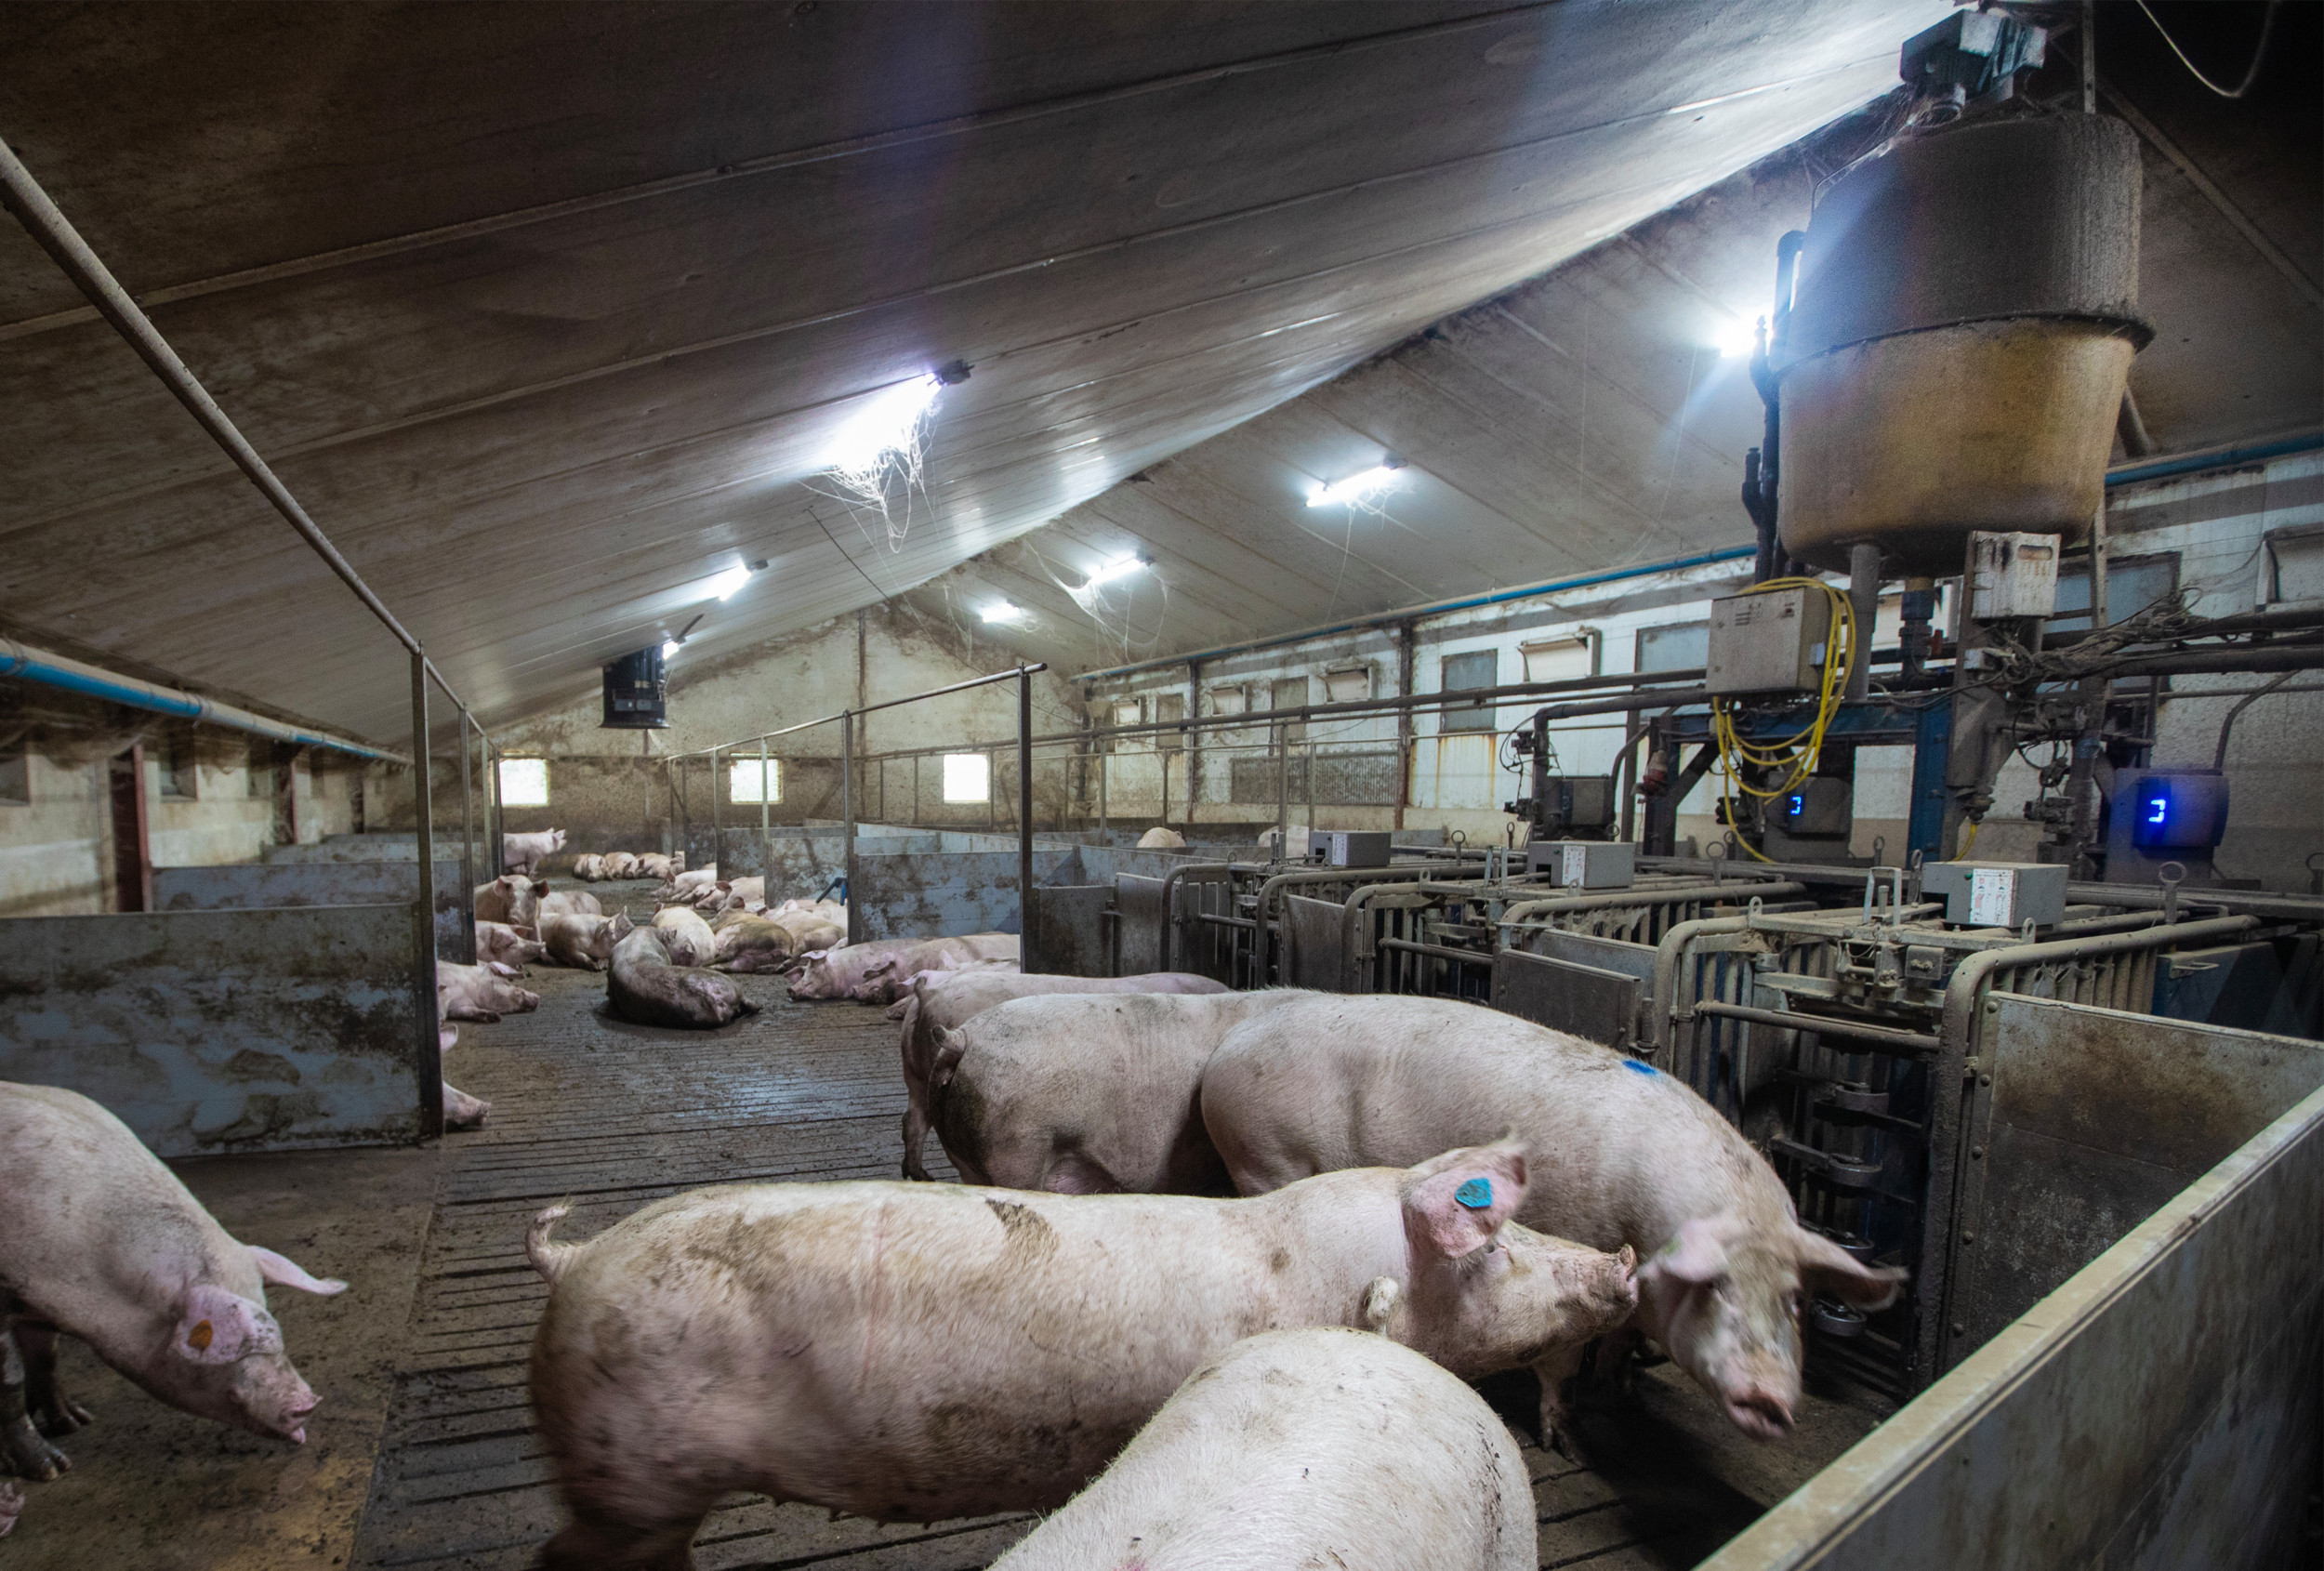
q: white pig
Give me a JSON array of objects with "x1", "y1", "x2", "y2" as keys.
[
  {"x1": 1198, "y1": 994, "x2": 1906, "y2": 1446},
  {"x1": 888, "y1": 970, "x2": 1231, "y2": 1181},
  {"x1": 0, "y1": 1084, "x2": 346, "y2": 1478},
  {"x1": 524, "y1": 1138, "x2": 1635, "y2": 1566},
  {"x1": 473, "y1": 875, "x2": 546, "y2": 934},
  {"x1": 601, "y1": 852, "x2": 640, "y2": 879},
  {"x1": 571, "y1": 853, "x2": 607, "y2": 882},
  {"x1": 787, "y1": 933, "x2": 1017, "y2": 1002},
  {"x1": 503, "y1": 828, "x2": 567, "y2": 876},
  {"x1": 538, "y1": 891, "x2": 601, "y2": 918},
  {"x1": 606, "y1": 925, "x2": 757, "y2": 1029},
  {"x1": 474, "y1": 919, "x2": 546, "y2": 970},
  {"x1": 990, "y1": 1327, "x2": 1533, "y2": 1571},
  {"x1": 437, "y1": 1024, "x2": 492, "y2": 1131},
  {"x1": 844, "y1": 937, "x2": 1020, "y2": 1004},
  {"x1": 926, "y1": 990, "x2": 1314, "y2": 1195},
  {"x1": 436, "y1": 961, "x2": 540, "y2": 1023},
  {"x1": 1135, "y1": 825, "x2": 1186, "y2": 850},
  {"x1": 540, "y1": 911, "x2": 632, "y2": 971},
  {"x1": 650, "y1": 906, "x2": 717, "y2": 969}
]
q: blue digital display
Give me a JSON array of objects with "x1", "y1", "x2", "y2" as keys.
[
  {"x1": 1787, "y1": 792, "x2": 1805, "y2": 818},
  {"x1": 2146, "y1": 795, "x2": 2168, "y2": 826}
]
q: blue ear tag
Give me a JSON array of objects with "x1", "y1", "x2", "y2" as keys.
[
  {"x1": 1454, "y1": 1178, "x2": 1493, "y2": 1210},
  {"x1": 1622, "y1": 1058, "x2": 1657, "y2": 1076}
]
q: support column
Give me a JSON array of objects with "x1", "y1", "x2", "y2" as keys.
[
  {"x1": 842, "y1": 711, "x2": 859, "y2": 945},
  {"x1": 1846, "y1": 542, "x2": 1882, "y2": 701},
  {"x1": 456, "y1": 708, "x2": 476, "y2": 963},
  {"x1": 409, "y1": 650, "x2": 443, "y2": 1139},
  {"x1": 1018, "y1": 667, "x2": 1034, "y2": 958}
]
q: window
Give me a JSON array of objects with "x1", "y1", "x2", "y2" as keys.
[
  {"x1": 0, "y1": 748, "x2": 25, "y2": 806},
  {"x1": 1155, "y1": 692, "x2": 1187, "y2": 751},
  {"x1": 499, "y1": 757, "x2": 549, "y2": 807},
  {"x1": 1206, "y1": 684, "x2": 1248, "y2": 717},
  {"x1": 1520, "y1": 634, "x2": 1597, "y2": 684},
  {"x1": 246, "y1": 740, "x2": 277, "y2": 799},
  {"x1": 1270, "y1": 677, "x2": 1311, "y2": 744},
  {"x1": 1106, "y1": 697, "x2": 1146, "y2": 754},
  {"x1": 1635, "y1": 622, "x2": 1710, "y2": 675},
  {"x1": 2264, "y1": 523, "x2": 2324, "y2": 607},
  {"x1": 2050, "y1": 552, "x2": 2179, "y2": 635},
  {"x1": 942, "y1": 752, "x2": 991, "y2": 804},
  {"x1": 1323, "y1": 665, "x2": 1373, "y2": 704},
  {"x1": 1439, "y1": 650, "x2": 1498, "y2": 732},
  {"x1": 157, "y1": 736, "x2": 196, "y2": 799},
  {"x1": 729, "y1": 757, "x2": 782, "y2": 803}
]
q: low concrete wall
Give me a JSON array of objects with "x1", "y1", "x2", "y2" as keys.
[
  {"x1": 1703, "y1": 1079, "x2": 2324, "y2": 1571},
  {"x1": 852, "y1": 848, "x2": 1080, "y2": 941},
  {"x1": 0, "y1": 906, "x2": 430, "y2": 1157},
  {"x1": 154, "y1": 859, "x2": 470, "y2": 961}
]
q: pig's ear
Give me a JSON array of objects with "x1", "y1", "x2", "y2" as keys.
[
  {"x1": 174, "y1": 1285, "x2": 283, "y2": 1364},
  {"x1": 438, "y1": 1024, "x2": 459, "y2": 1053},
  {"x1": 611, "y1": 912, "x2": 634, "y2": 938},
  {"x1": 488, "y1": 960, "x2": 521, "y2": 978},
  {"x1": 1793, "y1": 1229, "x2": 1907, "y2": 1310},
  {"x1": 1644, "y1": 1217, "x2": 1738, "y2": 1287},
  {"x1": 245, "y1": 1245, "x2": 349, "y2": 1297},
  {"x1": 1399, "y1": 1139, "x2": 1527, "y2": 1259}
]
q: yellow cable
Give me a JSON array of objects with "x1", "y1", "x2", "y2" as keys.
[
  {"x1": 1705, "y1": 577, "x2": 1857, "y2": 861},
  {"x1": 1960, "y1": 820, "x2": 1979, "y2": 857}
]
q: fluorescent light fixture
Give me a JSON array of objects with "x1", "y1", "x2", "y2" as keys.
[
  {"x1": 706, "y1": 563, "x2": 754, "y2": 601},
  {"x1": 661, "y1": 640, "x2": 680, "y2": 660},
  {"x1": 1307, "y1": 465, "x2": 1401, "y2": 508},
  {"x1": 824, "y1": 373, "x2": 943, "y2": 473},
  {"x1": 980, "y1": 601, "x2": 1024, "y2": 624},
  {"x1": 1085, "y1": 554, "x2": 1147, "y2": 587},
  {"x1": 1714, "y1": 318, "x2": 1760, "y2": 360}
]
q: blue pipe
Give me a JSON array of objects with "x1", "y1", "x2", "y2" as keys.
[{"x1": 2106, "y1": 430, "x2": 2323, "y2": 489}]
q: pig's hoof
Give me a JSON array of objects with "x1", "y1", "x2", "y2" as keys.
[
  {"x1": 2, "y1": 1418, "x2": 71, "y2": 1481},
  {"x1": 32, "y1": 1393, "x2": 90, "y2": 1436}
]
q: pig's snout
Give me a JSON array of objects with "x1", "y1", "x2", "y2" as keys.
[
  {"x1": 239, "y1": 1369, "x2": 321, "y2": 1445},
  {"x1": 1724, "y1": 1388, "x2": 1793, "y2": 1440}
]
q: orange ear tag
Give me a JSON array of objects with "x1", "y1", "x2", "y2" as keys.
[{"x1": 187, "y1": 1320, "x2": 214, "y2": 1351}]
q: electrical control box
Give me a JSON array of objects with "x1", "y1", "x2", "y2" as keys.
[
  {"x1": 1773, "y1": 777, "x2": 1854, "y2": 838},
  {"x1": 1707, "y1": 586, "x2": 1834, "y2": 695},
  {"x1": 2121, "y1": 770, "x2": 2231, "y2": 851},
  {"x1": 1921, "y1": 860, "x2": 2067, "y2": 929},
  {"x1": 601, "y1": 645, "x2": 668, "y2": 730},
  {"x1": 1305, "y1": 830, "x2": 1393, "y2": 869},
  {"x1": 1967, "y1": 532, "x2": 2060, "y2": 619},
  {"x1": 1525, "y1": 839, "x2": 1635, "y2": 890}
]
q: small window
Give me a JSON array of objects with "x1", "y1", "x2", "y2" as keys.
[
  {"x1": 942, "y1": 753, "x2": 991, "y2": 804},
  {"x1": 1206, "y1": 684, "x2": 1248, "y2": 717},
  {"x1": 1323, "y1": 666, "x2": 1372, "y2": 704},
  {"x1": 1520, "y1": 634, "x2": 1596, "y2": 684},
  {"x1": 0, "y1": 748, "x2": 26, "y2": 806},
  {"x1": 1439, "y1": 650, "x2": 1498, "y2": 732},
  {"x1": 499, "y1": 758, "x2": 549, "y2": 807},
  {"x1": 1270, "y1": 677, "x2": 1311, "y2": 743},
  {"x1": 246, "y1": 740, "x2": 277, "y2": 799},
  {"x1": 1635, "y1": 622, "x2": 1710, "y2": 675},
  {"x1": 1111, "y1": 698, "x2": 1145, "y2": 729},
  {"x1": 157, "y1": 736, "x2": 197, "y2": 799},
  {"x1": 2051, "y1": 552, "x2": 2179, "y2": 635},
  {"x1": 729, "y1": 758, "x2": 782, "y2": 803},
  {"x1": 1155, "y1": 693, "x2": 1187, "y2": 751},
  {"x1": 2264, "y1": 523, "x2": 2324, "y2": 607}
]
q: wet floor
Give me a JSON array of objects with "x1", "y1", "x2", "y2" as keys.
[{"x1": 24, "y1": 926, "x2": 1886, "y2": 1569}]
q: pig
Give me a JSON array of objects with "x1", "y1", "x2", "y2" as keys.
[
  {"x1": 540, "y1": 910, "x2": 633, "y2": 971},
  {"x1": 989, "y1": 1327, "x2": 1532, "y2": 1571},
  {"x1": 503, "y1": 828, "x2": 567, "y2": 876},
  {"x1": 473, "y1": 874, "x2": 547, "y2": 934},
  {"x1": 601, "y1": 852, "x2": 640, "y2": 879},
  {"x1": 769, "y1": 909, "x2": 844, "y2": 957},
  {"x1": 888, "y1": 970, "x2": 1231, "y2": 1181},
  {"x1": 0, "y1": 1083, "x2": 347, "y2": 1479},
  {"x1": 710, "y1": 917, "x2": 798, "y2": 974},
  {"x1": 720, "y1": 876, "x2": 765, "y2": 909},
  {"x1": 607, "y1": 925, "x2": 758, "y2": 1029},
  {"x1": 658, "y1": 868, "x2": 720, "y2": 905},
  {"x1": 524, "y1": 1137, "x2": 1635, "y2": 1566},
  {"x1": 474, "y1": 919, "x2": 546, "y2": 970},
  {"x1": 787, "y1": 933, "x2": 1018, "y2": 1002},
  {"x1": 436, "y1": 960, "x2": 540, "y2": 1023},
  {"x1": 772, "y1": 897, "x2": 843, "y2": 922},
  {"x1": 1197, "y1": 995, "x2": 1906, "y2": 1446},
  {"x1": 571, "y1": 853, "x2": 607, "y2": 882},
  {"x1": 927, "y1": 990, "x2": 1314, "y2": 1195},
  {"x1": 844, "y1": 937, "x2": 1021, "y2": 1004},
  {"x1": 633, "y1": 853, "x2": 681, "y2": 882},
  {"x1": 436, "y1": 1024, "x2": 493, "y2": 1130},
  {"x1": 1135, "y1": 825, "x2": 1186, "y2": 850},
  {"x1": 650, "y1": 906, "x2": 717, "y2": 969},
  {"x1": 0, "y1": 1479, "x2": 17, "y2": 1536},
  {"x1": 538, "y1": 891, "x2": 601, "y2": 918}
]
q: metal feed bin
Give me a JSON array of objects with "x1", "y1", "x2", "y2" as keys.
[{"x1": 1775, "y1": 114, "x2": 2150, "y2": 574}]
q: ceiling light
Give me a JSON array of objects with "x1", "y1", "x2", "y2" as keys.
[
  {"x1": 1714, "y1": 318, "x2": 1761, "y2": 360},
  {"x1": 823, "y1": 373, "x2": 944, "y2": 473},
  {"x1": 981, "y1": 601, "x2": 1024, "y2": 624},
  {"x1": 707, "y1": 563, "x2": 754, "y2": 601},
  {"x1": 661, "y1": 640, "x2": 680, "y2": 660},
  {"x1": 1086, "y1": 554, "x2": 1149, "y2": 587},
  {"x1": 1307, "y1": 465, "x2": 1402, "y2": 508}
]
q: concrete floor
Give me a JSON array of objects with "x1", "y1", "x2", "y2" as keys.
[{"x1": 13, "y1": 931, "x2": 1889, "y2": 1568}]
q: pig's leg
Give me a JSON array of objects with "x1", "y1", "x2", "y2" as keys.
[
  {"x1": 1534, "y1": 1341, "x2": 1588, "y2": 1459},
  {"x1": 0, "y1": 1327, "x2": 70, "y2": 1480},
  {"x1": 543, "y1": 1502, "x2": 709, "y2": 1571},
  {"x1": 900, "y1": 1100, "x2": 932, "y2": 1182},
  {"x1": 14, "y1": 1325, "x2": 89, "y2": 1436}
]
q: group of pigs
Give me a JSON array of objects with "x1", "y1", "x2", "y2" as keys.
[{"x1": 508, "y1": 964, "x2": 1906, "y2": 1567}]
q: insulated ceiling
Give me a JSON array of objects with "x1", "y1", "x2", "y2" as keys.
[{"x1": 0, "y1": 0, "x2": 1955, "y2": 744}]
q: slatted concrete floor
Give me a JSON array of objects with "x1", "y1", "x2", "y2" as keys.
[{"x1": 349, "y1": 957, "x2": 1880, "y2": 1570}]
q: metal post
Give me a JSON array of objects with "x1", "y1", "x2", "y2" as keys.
[
  {"x1": 409, "y1": 651, "x2": 443, "y2": 1139},
  {"x1": 759, "y1": 735, "x2": 770, "y2": 846},
  {"x1": 710, "y1": 745, "x2": 721, "y2": 876},
  {"x1": 987, "y1": 748, "x2": 997, "y2": 833},
  {"x1": 1274, "y1": 720, "x2": 1289, "y2": 857},
  {"x1": 1018, "y1": 667, "x2": 1034, "y2": 957},
  {"x1": 456, "y1": 708, "x2": 476, "y2": 963},
  {"x1": 842, "y1": 710, "x2": 860, "y2": 945},
  {"x1": 486, "y1": 742, "x2": 504, "y2": 881},
  {"x1": 1098, "y1": 746, "x2": 1108, "y2": 838},
  {"x1": 1846, "y1": 542, "x2": 1882, "y2": 701}
]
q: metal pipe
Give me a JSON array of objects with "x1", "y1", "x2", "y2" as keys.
[
  {"x1": 665, "y1": 664, "x2": 1049, "y2": 759},
  {"x1": 1648, "y1": 915, "x2": 1754, "y2": 1054},
  {"x1": 1692, "y1": 1000, "x2": 1939, "y2": 1055},
  {"x1": 841, "y1": 711, "x2": 859, "y2": 946},
  {"x1": 456, "y1": 711, "x2": 476, "y2": 963},
  {"x1": 1156, "y1": 862, "x2": 1238, "y2": 973},
  {"x1": 1018, "y1": 667, "x2": 1034, "y2": 957},
  {"x1": 1846, "y1": 543, "x2": 1882, "y2": 701},
  {"x1": 759, "y1": 736, "x2": 771, "y2": 843},
  {"x1": 2064, "y1": 880, "x2": 2324, "y2": 923},
  {"x1": 1498, "y1": 880, "x2": 1804, "y2": 928},
  {"x1": 0, "y1": 634, "x2": 407, "y2": 763},
  {"x1": 408, "y1": 651, "x2": 443, "y2": 1139},
  {"x1": 0, "y1": 137, "x2": 470, "y2": 714},
  {"x1": 2213, "y1": 669, "x2": 2297, "y2": 769}
]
